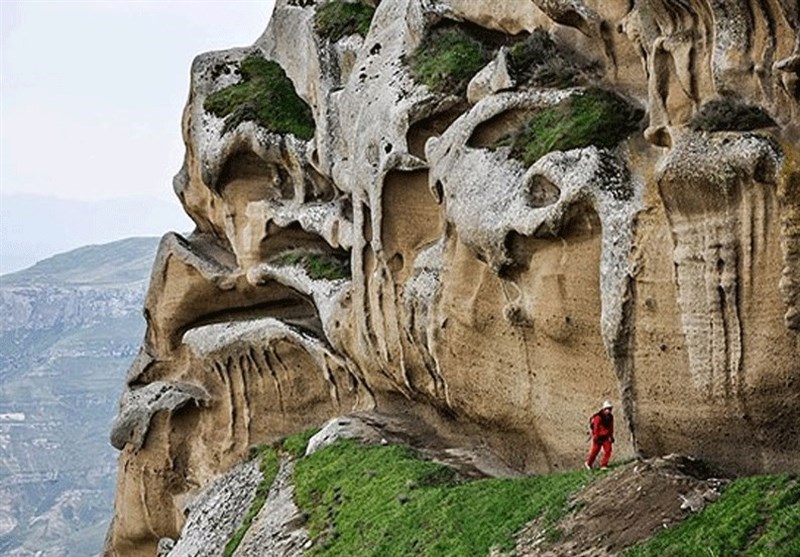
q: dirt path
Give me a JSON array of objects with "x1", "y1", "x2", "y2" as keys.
[{"x1": 514, "y1": 455, "x2": 728, "y2": 556}]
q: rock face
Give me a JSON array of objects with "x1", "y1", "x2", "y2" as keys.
[{"x1": 106, "y1": 0, "x2": 799, "y2": 554}]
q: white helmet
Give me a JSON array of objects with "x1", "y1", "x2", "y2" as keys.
[{"x1": 602, "y1": 400, "x2": 613, "y2": 410}]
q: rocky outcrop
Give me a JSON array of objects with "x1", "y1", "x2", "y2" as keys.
[{"x1": 106, "y1": 0, "x2": 799, "y2": 554}]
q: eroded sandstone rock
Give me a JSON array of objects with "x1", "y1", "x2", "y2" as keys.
[{"x1": 106, "y1": 0, "x2": 799, "y2": 554}]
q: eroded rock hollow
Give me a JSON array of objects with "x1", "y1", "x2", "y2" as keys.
[{"x1": 106, "y1": 0, "x2": 800, "y2": 554}]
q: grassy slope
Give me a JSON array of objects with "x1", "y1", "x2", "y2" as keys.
[
  {"x1": 265, "y1": 435, "x2": 800, "y2": 556},
  {"x1": 293, "y1": 439, "x2": 590, "y2": 556},
  {"x1": 624, "y1": 474, "x2": 800, "y2": 557}
]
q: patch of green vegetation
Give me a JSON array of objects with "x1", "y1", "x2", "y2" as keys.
[
  {"x1": 408, "y1": 27, "x2": 492, "y2": 95},
  {"x1": 293, "y1": 439, "x2": 590, "y2": 556},
  {"x1": 281, "y1": 427, "x2": 321, "y2": 457},
  {"x1": 624, "y1": 474, "x2": 800, "y2": 557},
  {"x1": 314, "y1": 1, "x2": 375, "y2": 42},
  {"x1": 204, "y1": 56, "x2": 315, "y2": 139},
  {"x1": 272, "y1": 249, "x2": 351, "y2": 281},
  {"x1": 689, "y1": 97, "x2": 776, "y2": 132},
  {"x1": 222, "y1": 446, "x2": 280, "y2": 557},
  {"x1": 506, "y1": 29, "x2": 583, "y2": 88},
  {"x1": 498, "y1": 88, "x2": 643, "y2": 166}
]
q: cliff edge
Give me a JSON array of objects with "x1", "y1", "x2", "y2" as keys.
[{"x1": 105, "y1": 0, "x2": 799, "y2": 554}]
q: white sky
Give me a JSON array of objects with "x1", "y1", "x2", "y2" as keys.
[{"x1": 1, "y1": 0, "x2": 275, "y2": 202}]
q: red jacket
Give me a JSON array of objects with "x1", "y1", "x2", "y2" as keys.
[{"x1": 590, "y1": 411, "x2": 614, "y2": 441}]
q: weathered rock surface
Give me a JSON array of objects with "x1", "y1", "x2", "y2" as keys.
[
  {"x1": 106, "y1": 0, "x2": 799, "y2": 554},
  {"x1": 231, "y1": 458, "x2": 310, "y2": 557},
  {"x1": 161, "y1": 460, "x2": 262, "y2": 557}
]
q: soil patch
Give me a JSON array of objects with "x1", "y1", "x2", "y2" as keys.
[{"x1": 515, "y1": 455, "x2": 728, "y2": 556}]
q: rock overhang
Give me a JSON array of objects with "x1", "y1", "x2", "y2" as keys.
[{"x1": 105, "y1": 1, "x2": 800, "y2": 554}]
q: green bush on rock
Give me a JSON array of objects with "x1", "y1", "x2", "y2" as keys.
[
  {"x1": 204, "y1": 56, "x2": 315, "y2": 139},
  {"x1": 271, "y1": 249, "x2": 351, "y2": 281},
  {"x1": 497, "y1": 88, "x2": 644, "y2": 166},
  {"x1": 408, "y1": 27, "x2": 492, "y2": 95},
  {"x1": 506, "y1": 29, "x2": 585, "y2": 88},
  {"x1": 314, "y1": 1, "x2": 375, "y2": 42},
  {"x1": 689, "y1": 97, "x2": 776, "y2": 132}
]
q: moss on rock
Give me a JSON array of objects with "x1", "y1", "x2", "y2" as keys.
[
  {"x1": 271, "y1": 249, "x2": 351, "y2": 281},
  {"x1": 498, "y1": 88, "x2": 644, "y2": 166},
  {"x1": 408, "y1": 27, "x2": 492, "y2": 95},
  {"x1": 204, "y1": 56, "x2": 315, "y2": 139},
  {"x1": 314, "y1": 1, "x2": 375, "y2": 42}
]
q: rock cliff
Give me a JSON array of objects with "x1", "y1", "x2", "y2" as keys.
[{"x1": 106, "y1": 0, "x2": 799, "y2": 554}]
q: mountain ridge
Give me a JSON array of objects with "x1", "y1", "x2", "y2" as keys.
[{"x1": 0, "y1": 237, "x2": 156, "y2": 556}]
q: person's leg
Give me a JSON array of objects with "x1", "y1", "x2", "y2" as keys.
[
  {"x1": 600, "y1": 438, "x2": 613, "y2": 468},
  {"x1": 586, "y1": 440, "x2": 601, "y2": 468}
]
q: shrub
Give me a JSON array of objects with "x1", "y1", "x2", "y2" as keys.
[
  {"x1": 506, "y1": 29, "x2": 584, "y2": 88},
  {"x1": 314, "y1": 1, "x2": 375, "y2": 42},
  {"x1": 498, "y1": 88, "x2": 643, "y2": 166},
  {"x1": 689, "y1": 97, "x2": 776, "y2": 132},
  {"x1": 408, "y1": 27, "x2": 492, "y2": 95},
  {"x1": 204, "y1": 56, "x2": 315, "y2": 139},
  {"x1": 271, "y1": 249, "x2": 351, "y2": 281}
]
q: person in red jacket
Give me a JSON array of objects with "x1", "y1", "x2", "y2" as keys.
[{"x1": 585, "y1": 400, "x2": 614, "y2": 470}]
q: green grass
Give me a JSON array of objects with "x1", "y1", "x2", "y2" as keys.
[
  {"x1": 281, "y1": 427, "x2": 321, "y2": 457},
  {"x1": 314, "y1": 1, "x2": 375, "y2": 42},
  {"x1": 624, "y1": 474, "x2": 800, "y2": 557},
  {"x1": 293, "y1": 439, "x2": 590, "y2": 556},
  {"x1": 271, "y1": 249, "x2": 351, "y2": 281},
  {"x1": 204, "y1": 56, "x2": 315, "y2": 139},
  {"x1": 497, "y1": 88, "x2": 643, "y2": 166},
  {"x1": 689, "y1": 98, "x2": 776, "y2": 132},
  {"x1": 222, "y1": 446, "x2": 281, "y2": 557},
  {"x1": 408, "y1": 27, "x2": 492, "y2": 95}
]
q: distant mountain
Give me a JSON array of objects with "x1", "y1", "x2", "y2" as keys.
[
  {"x1": 0, "y1": 237, "x2": 158, "y2": 556},
  {"x1": 1, "y1": 237, "x2": 158, "y2": 288},
  {"x1": 0, "y1": 194, "x2": 192, "y2": 274}
]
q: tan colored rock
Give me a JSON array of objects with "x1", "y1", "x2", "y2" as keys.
[{"x1": 106, "y1": 0, "x2": 800, "y2": 553}]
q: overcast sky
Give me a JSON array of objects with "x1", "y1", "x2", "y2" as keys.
[
  {"x1": 0, "y1": 0, "x2": 275, "y2": 272},
  {"x1": 1, "y1": 0, "x2": 274, "y2": 201}
]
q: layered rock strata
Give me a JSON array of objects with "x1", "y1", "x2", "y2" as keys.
[{"x1": 107, "y1": 0, "x2": 799, "y2": 554}]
